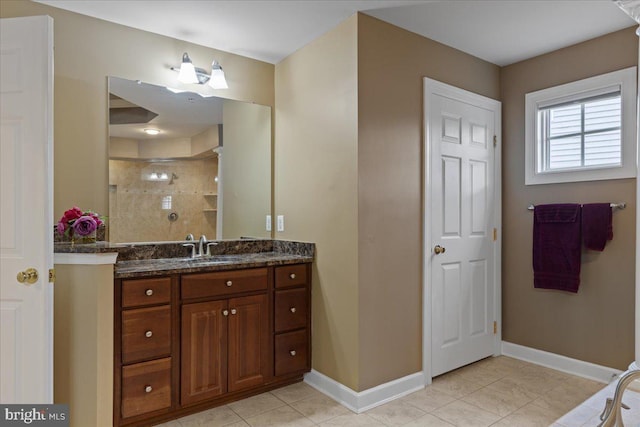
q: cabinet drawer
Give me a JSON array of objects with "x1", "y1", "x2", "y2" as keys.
[
  {"x1": 275, "y1": 264, "x2": 307, "y2": 289},
  {"x1": 122, "y1": 306, "x2": 171, "y2": 364},
  {"x1": 121, "y1": 357, "x2": 171, "y2": 419},
  {"x1": 275, "y1": 329, "x2": 309, "y2": 376},
  {"x1": 122, "y1": 277, "x2": 171, "y2": 308},
  {"x1": 182, "y1": 268, "x2": 268, "y2": 300},
  {"x1": 275, "y1": 288, "x2": 308, "y2": 333}
]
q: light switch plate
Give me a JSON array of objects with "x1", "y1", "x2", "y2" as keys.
[
  {"x1": 266, "y1": 215, "x2": 272, "y2": 231},
  {"x1": 277, "y1": 215, "x2": 284, "y2": 232}
]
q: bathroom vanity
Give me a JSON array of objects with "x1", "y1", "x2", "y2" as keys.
[{"x1": 54, "y1": 239, "x2": 313, "y2": 427}]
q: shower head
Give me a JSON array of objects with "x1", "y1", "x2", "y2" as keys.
[{"x1": 169, "y1": 173, "x2": 178, "y2": 185}]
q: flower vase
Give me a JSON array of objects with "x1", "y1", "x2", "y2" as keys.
[{"x1": 72, "y1": 232, "x2": 97, "y2": 245}]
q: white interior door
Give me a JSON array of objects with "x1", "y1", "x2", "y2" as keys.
[
  {"x1": 424, "y1": 79, "x2": 501, "y2": 378},
  {"x1": 0, "y1": 15, "x2": 54, "y2": 403}
]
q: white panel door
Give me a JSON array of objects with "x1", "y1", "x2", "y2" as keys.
[
  {"x1": 425, "y1": 80, "x2": 500, "y2": 377},
  {"x1": 0, "y1": 16, "x2": 54, "y2": 403}
]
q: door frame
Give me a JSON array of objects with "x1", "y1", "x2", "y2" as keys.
[{"x1": 422, "y1": 78, "x2": 502, "y2": 383}]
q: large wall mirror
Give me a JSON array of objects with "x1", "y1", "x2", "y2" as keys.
[{"x1": 108, "y1": 77, "x2": 271, "y2": 243}]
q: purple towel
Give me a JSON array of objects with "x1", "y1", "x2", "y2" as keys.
[
  {"x1": 582, "y1": 203, "x2": 613, "y2": 251},
  {"x1": 533, "y1": 204, "x2": 581, "y2": 293}
]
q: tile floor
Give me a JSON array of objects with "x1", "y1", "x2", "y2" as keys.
[{"x1": 156, "y1": 356, "x2": 608, "y2": 427}]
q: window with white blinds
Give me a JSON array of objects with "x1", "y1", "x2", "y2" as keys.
[
  {"x1": 541, "y1": 92, "x2": 621, "y2": 171},
  {"x1": 525, "y1": 67, "x2": 637, "y2": 185}
]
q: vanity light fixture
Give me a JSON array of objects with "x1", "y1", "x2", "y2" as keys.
[
  {"x1": 144, "y1": 128, "x2": 160, "y2": 135},
  {"x1": 177, "y1": 52, "x2": 199, "y2": 84},
  {"x1": 171, "y1": 52, "x2": 228, "y2": 88},
  {"x1": 208, "y1": 61, "x2": 228, "y2": 89}
]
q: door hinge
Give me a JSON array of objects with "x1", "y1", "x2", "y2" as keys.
[
  {"x1": 48, "y1": 268, "x2": 55, "y2": 283},
  {"x1": 493, "y1": 228, "x2": 497, "y2": 241},
  {"x1": 493, "y1": 135, "x2": 497, "y2": 147},
  {"x1": 493, "y1": 321, "x2": 497, "y2": 334}
]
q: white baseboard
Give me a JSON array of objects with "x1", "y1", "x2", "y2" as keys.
[
  {"x1": 304, "y1": 369, "x2": 425, "y2": 413},
  {"x1": 501, "y1": 341, "x2": 622, "y2": 384}
]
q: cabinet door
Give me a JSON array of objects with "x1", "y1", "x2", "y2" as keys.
[
  {"x1": 181, "y1": 300, "x2": 228, "y2": 406},
  {"x1": 228, "y1": 294, "x2": 270, "y2": 392}
]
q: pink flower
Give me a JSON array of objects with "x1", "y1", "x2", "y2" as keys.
[
  {"x1": 60, "y1": 207, "x2": 83, "y2": 224},
  {"x1": 72, "y1": 216, "x2": 97, "y2": 236},
  {"x1": 89, "y1": 212, "x2": 103, "y2": 227},
  {"x1": 56, "y1": 221, "x2": 67, "y2": 235}
]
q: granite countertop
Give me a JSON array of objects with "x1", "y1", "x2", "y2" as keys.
[
  {"x1": 54, "y1": 239, "x2": 314, "y2": 279},
  {"x1": 115, "y1": 251, "x2": 312, "y2": 278}
]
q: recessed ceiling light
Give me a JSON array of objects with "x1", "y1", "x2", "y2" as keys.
[{"x1": 144, "y1": 128, "x2": 160, "y2": 135}]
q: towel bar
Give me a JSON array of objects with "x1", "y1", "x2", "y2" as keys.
[{"x1": 527, "y1": 202, "x2": 626, "y2": 211}]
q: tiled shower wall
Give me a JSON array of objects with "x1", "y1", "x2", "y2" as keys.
[{"x1": 109, "y1": 158, "x2": 218, "y2": 243}]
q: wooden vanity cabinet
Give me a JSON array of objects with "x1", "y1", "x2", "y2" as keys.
[
  {"x1": 180, "y1": 270, "x2": 270, "y2": 406},
  {"x1": 114, "y1": 263, "x2": 311, "y2": 427},
  {"x1": 114, "y1": 276, "x2": 178, "y2": 424},
  {"x1": 273, "y1": 264, "x2": 311, "y2": 376}
]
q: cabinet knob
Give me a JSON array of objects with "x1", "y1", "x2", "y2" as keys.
[
  {"x1": 231, "y1": 309, "x2": 237, "y2": 315},
  {"x1": 145, "y1": 289, "x2": 153, "y2": 296},
  {"x1": 226, "y1": 280, "x2": 233, "y2": 287},
  {"x1": 145, "y1": 385, "x2": 152, "y2": 393},
  {"x1": 223, "y1": 310, "x2": 229, "y2": 316},
  {"x1": 289, "y1": 273, "x2": 296, "y2": 280},
  {"x1": 290, "y1": 307, "x2": 297, "y2": 313},
  {"x1": 289, "y1": 350, "x2": 296, "y2": 356},
  {"x1": 145, "y1": 330, "x2": 153, "y2": 338}
]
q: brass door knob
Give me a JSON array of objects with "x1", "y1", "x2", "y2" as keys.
[
  {"x1": 433, "y1": 245, "x2": 446, "y2": 255},
  {"x1": 17, "y1": 268, "x2": 38, "y2": 284}
]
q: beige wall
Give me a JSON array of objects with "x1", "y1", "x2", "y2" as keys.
[
  {"x1": 356, "y1": 14, "x2": 500, "y2": 390},
  {"x1": 222, "y1": 100, "x2": 272, "y2": 239},
  {"x1": 0, "y1": 0, "x2": 274, "y2": 221},
  {"x1": 275, "y1": 13, "x2": 500, "y2": 391},
  {"x1": 275, "y1": 16, "x2": 360, "y2": 389},
  {"x1": 501, "y1": 27, "x2": 638, "y2": 369}
]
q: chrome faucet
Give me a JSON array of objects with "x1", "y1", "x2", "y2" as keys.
[
  {"x1": 198, "y1": 235, "x2": 207, "y2": 257},
  {"x1": 598, "y1": 369, "x2": 639, "y2": 426}
]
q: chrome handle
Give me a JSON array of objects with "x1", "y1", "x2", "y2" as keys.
[
  {"x1": 183, "y1": 243, "x2": 196, "y2": 258},
  {"x1": 290, "y1": 350, "x2": 296, "y2": 356},
  {"x1": 223, "y1": 310, "x2": 229, "y2": 316},
  {"x1": 145, "y1": 331, "x2": 153, "y2": 338},
  {"x1": 231, "y1": 309, "x2": 237, "y2": 315},
  {"x1": 145, "y1": 385, "x2": 152, "y2": 393},
  {"x1": 145, "y1": 289, "x2": 153, "y2": 296},
  {"x1": 290, "y1": 307, "x2": 296, "y2": 313},
  {"x1": 290, "y1": 273, "x2": 296, "y2": 279},
  {"x1": 434, "y1": 245, "x2": 446, "y2": 255},
  {"x1": 206, "y1": 242, "x2": 218, "y2": 256},
  {"x1": 226, "y1": 280, "x2": 233, "y2": 287},
  {"x1": 16, "y1": 268, "x2": 38, "y2": 285}
]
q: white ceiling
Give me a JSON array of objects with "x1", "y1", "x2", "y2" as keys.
[{"x1": 37, "y1": 0, "x2": 637, "y2": 66}]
